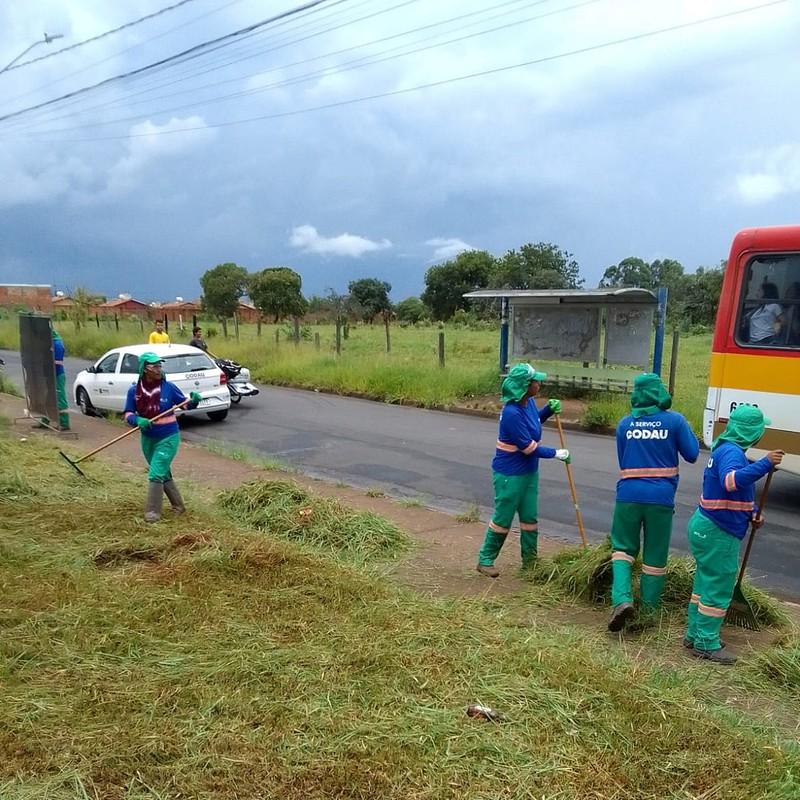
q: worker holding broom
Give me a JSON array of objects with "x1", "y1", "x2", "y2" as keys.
[
  {"x1": 476, "y1": 363, "x2": 570, "y2": 577},
  {"x1": 608, "y1": 373, "x2": 699, "y2": 632},
  {"x1": 685, "y1": 404, "x2": 782, "y2": 664},
  {"x1": 124, "y1": 352, "x2": 201, "y2": 523}
]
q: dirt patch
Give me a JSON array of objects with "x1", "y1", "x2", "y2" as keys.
[{"x1": 94, "y1": 545, "x2": 162, "y2": 567}]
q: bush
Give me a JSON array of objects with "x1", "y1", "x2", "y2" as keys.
[{"x1": 582, "y1": 398, "x2": 625, "y2": 430}]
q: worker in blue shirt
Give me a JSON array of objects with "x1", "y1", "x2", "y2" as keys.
[
  {"x1": 685, "y1": 404, "x2": 782, "y2": 664},
  {"x1": 608, "y1": 373, "x2": 699, "y2": 632},
  {"x1": 124, "y1": 352, "x2": 201, "y2": 523},
  {"x1": 476, "y1": 363, "x2": 570, "y2": 577}
]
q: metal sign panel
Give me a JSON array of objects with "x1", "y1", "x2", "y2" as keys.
[
  {"x1": 604, "y1": 305, "x2": 654, "y2": 367},
  {"x1": 511, "y1": 304, "x2": 601, "y2": 363},
  {"x1": 19, "y1": 314, "x2": 59, "y2": 424}
]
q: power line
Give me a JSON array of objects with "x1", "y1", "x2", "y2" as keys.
[
  {"x1": 0, "y1": 0, "x2": 345, "y2": 125},
  {"x1": 10, "y1": 0, "x2": 537, "y2": 132},
  {"x1": 28, "y1": 0, "x2": 786, "y2": 143},
  {"x1": 2, "y1": 0, "x2": 201, "y2": 74},
  {"x1": 21, "y1": 0, "x2": 599, "y2": 134}
]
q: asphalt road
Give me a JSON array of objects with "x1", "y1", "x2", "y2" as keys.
[{"x1": 4, "y1": 349, "x2": 799, "y2": 596}]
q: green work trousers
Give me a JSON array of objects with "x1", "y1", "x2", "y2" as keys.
[
  {"x1": 141, "y1": 433, "x2": 180, "y2": 483},
  {"x1": 685, "y1": 510, "x2": 740, "y2": 652},
  {"x1": 610, "y1": 501, "x2": 674, "y2": 609},
  {"x1": 478, "y1": 471, "x2": 540, "y2": 568},
  {"x1": 55, "y1": 372, "x2": 70, "y2": 430}
]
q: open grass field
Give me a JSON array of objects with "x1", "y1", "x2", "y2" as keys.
[
  {"x1": 0, "y1": 314, "x2": 712, "y2": 433},
  {"x1": 2, "y1": 421, "x2": 800, "y2": 798}
]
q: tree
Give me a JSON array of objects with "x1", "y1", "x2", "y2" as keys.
[
  {"x1": 490, "y1": 242, "x2": 583, "y2": 290},
  {"x1": 200, "y1": 263, "x2": 248, "y2": 336},
  {"x1": 682, "y1": 262, "x2": 726, "y2": 328},
  {"x1": 421, "y1": 250, "x2": 495, "y2": 321},
  {"x1": 395, "y1": 296, "x2": 428, "y2": 324},
  {"x1": 348, "y1": 278, "x2": 392, "y2": 322},
  {"x1": 599, "y1": 257, "x2": 654, "y2": 289},
  {"x1": 248, "y1": 267, "x2": 307, "y2": 323},
  {"x1": 69, "y1": 286, "x2": 103, "y2": 330}
]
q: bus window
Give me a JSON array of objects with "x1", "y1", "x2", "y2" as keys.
[{"x1": 735, "y1": 254, "x2": 800, "y2": 349}]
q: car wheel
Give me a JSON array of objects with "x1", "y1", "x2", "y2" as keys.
[
  {"x1": 229, "y1": 393, "x2": 241, "y2": 404},
  {"x1": 207, "y1": 409, "x2": 228, "y2": 422},
  {"x1": 76, "y1": 387, "x2": 95, "y2": 417}
]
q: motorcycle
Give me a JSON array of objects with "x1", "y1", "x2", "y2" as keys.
[{"x1": 214, "y1": 358, "x2": 260, "y2": 404}]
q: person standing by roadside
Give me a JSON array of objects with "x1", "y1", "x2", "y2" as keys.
[
  {"x1": 148, "y1": 319, "x2": 170, "y2": 345},
  {"x1": 476, "y1": 363, "x2": 569, "y2": 577},
  {"x1": 684, "y1": 404, "x2": 782, "y2": 664},
  {"x1": 189, "y1": 326, "x2": 208, "y2": 352},
  {"x1": 124, "y1": 353, "x2": 201, "y2": 523},
  {"x1": 607, "y1": 373, "x2": 699, "y2": 632},
  {"x1": 43, "y1": 327, "x2": 71, "y2": 431}
]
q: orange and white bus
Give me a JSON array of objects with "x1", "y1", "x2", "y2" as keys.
[{"x1": 705, "y1": 226, "x2": 800, "y2": 473}]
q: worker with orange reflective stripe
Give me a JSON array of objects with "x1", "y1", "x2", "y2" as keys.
[
  {"x1": 685, "y1": 405, "x2": 783, "y2": 664},
  {"x1": 608, "y1": 373, "x2": 699, "y2": 632},
  {"x1": 476, "y1": 363, "x2": 569, "y2": 577}
]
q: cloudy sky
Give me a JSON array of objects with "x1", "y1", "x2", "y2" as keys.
[{"x1": 0, "y1": 0, "x2": 798, "y2": 303}]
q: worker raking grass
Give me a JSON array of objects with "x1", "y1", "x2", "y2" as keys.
[
  {"x1": 476, "y1": 363, "x2": 569, "y2": 578},
  {"x1": 124, "y1": 352, "x2": 201, "y2": 523},
  {"x1": 608, "y1": 373, "x2": 699, "y2": 632},
  {"x1": 685, "y1": 404, "x2": 783, "y2": 664}
]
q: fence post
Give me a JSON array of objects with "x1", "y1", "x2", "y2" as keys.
[
  {"x1": 192, "y1": 314, "x2": 197, "y2": 329},
  {"x1": 257, "y1": 318, "x2": 262, "y2": 337},
  {"x1": 343, "y1": 321, "x2": 349, "y2": 340},
  {"x1": 652, "y1": 286, "x2": 669, "y2": 376},
  {"x1": 139, "y1": 317, "x2": 144, "y2": 333},
  {"x1": 164, "y1": 316, "x2": 169, "y2": 333},
  {"x1": 499, "y1": 297, "x2": 509, "y2": 373},
  {"x1": 438, "y1": 325, "x2": 445, "y2": 368},
  {"x1": 668, "y1": 328, "x2": 680, "y2": 397},
  {"x1": 275, "y1": 329, "x2": 280, "y2": 347},
  {"x1": 95, "y1": 313, "x2": 100, "y2": 328},
  {"x1": 314, "y1": 332, "x2": 321, "y2": 351},
  {"x1": 233, "y1": 312, "x2": 239, "y2": 341},
  {"x1": 384, "y1": 314, "x2": 391, "y2": 353},
  {"x1": 114, "y1": 313, "x2": 119, "y2": 332},
  {"x1": 335, "y1": 319, "x2": 342, "y2": 355}
]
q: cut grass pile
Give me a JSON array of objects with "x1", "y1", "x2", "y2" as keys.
[
  {"x1": 1, "y1": 431, "x2": 800, "y2": 797},
  {"x1": 527, "y1": 540, "x2": 790, "y2": 629},
  {"x1": 218, "y1": 479, "x2": 411, "y2": 564},
  {"x1": 753, "y1": 635, "x2": 800, "y2": 689}
]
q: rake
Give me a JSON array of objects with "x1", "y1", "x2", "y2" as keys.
[
  {"x1": 725, "y1": 469, "x2": 775, "y2": 630},
  {"x1": 554, "y1": 413, "x2": 587, "y2": 548},
  {"x1": 59, "y1": 401, "x2": 188, "y2": 478}
]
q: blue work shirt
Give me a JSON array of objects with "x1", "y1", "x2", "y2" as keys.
[{"x1": 492, "y1": 400, "x2": 557, "y2": 475}]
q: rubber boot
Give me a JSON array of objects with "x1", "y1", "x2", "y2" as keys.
[
  {"x1": 144, "y1": 480, "x2": 163, "y2": 523},
  {"x1": 163, "y1": 479, "x2": 185, "y2": 513}
]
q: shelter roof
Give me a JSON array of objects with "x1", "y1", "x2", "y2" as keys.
[{"x1": 463, "y1": 287, "x2": 657, "y2": 304}]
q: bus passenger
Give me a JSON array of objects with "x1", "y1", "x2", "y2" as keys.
[
  {"x1": 784, "y1": 282, "x2": 800, "y2": 345},
  {"x1": 748, "y1": 282, "x2": 784, "y2": 345}
]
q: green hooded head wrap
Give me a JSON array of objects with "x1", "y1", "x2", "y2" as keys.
[
  {"x1": 630, "y1": 373, "x2": 672, "y2": 418},
  {"x1": 712, "y1": 404, "x2": 771, "y2": 451},
  {"x1": 138, "y1": 352, "x2": 165, "y2": 379},
  {"x1": 501, "y1": 363, "x2": 547, "y2": 403}
]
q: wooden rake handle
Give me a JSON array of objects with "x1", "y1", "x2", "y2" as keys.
[
  {"x1": 72, "y1": 401, "x2": 188, "y2": 465},
  {"x1": 734, "y1": 468, "x2": 775, "y2": 589},
  {"x1": 554, "y1": 413, "x2": 588, "y2": 548}
]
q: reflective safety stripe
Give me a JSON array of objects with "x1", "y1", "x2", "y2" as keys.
[
  {"x1": 724, "y1": 471, "x2": 737, "y2": 492},
  {"x1": 619, "y1": 466, "x2": 679, "y2": 479},
  {"x1": 690, "y1": 593, "x2": 700, "y2": 604},
  {"x1": 698, "y1": 601, "x2": 727, "y2": 618},
  {"x1": 521, "y1": 441, "x2": 538, "y2": 455},
  {"x1": 611, "y1": 551, "x2": 635, "y2": 564},
  {"x1": 699, "y1": 496, "x2": 753, "y2": 512},
  {"x1": 519, "y1": 522, "x2": 538, "y2": 531},
  {"x1": 641, "y1": 564, "x2": 667, "y2": 576},
  {"x1": 495, "y1": 440, "x2": 518, "y2": 453},
  {"x1": 54, "y1": 360, "x2": 64, "y2": 365},
  {"x1": 489, "y1": 521, "x2": 510, "y2": 534}
]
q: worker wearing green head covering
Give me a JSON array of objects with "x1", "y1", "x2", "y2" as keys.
[
  {"x1": 123, "y1": 352, "x2": 202, "y2": 523},
  {"x1": 684, "y1": 404, "x2": 782, "y2": 664},
  {"x1": 608, "y1": 373, "x2": 699, "y2": 633},
  {"x1": 476, "y1": 363, "x2": 570, "y2": 577}
]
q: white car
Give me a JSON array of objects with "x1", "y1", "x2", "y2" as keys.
[{"x1": 73, "y1": 344, "x2": 230, "y2": 422}]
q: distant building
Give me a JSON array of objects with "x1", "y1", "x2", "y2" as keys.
[
  {"x1": 159, "y1": 299, "x2": 202, "y2": 323},
  {"x1": 0, "y1": 283, "x2": 52, "y2": 311},
  {"x1": 237, "y1": 301, "x2": 261, "y2": 324},
  {"x1": 96, "y1": 297, "x2": 150, "y2": 317}
]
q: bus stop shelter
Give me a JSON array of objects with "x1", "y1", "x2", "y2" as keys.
[{"x1": 464, "y1": 287, "x2": 667, "y2": 392}]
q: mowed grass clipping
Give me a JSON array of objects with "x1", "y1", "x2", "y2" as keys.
[
  {"x1": 2, "y1": 432, "x2": 800, "y2": 798},
  {"x1": 527, "y1": 541, "x2": 790, "y2": 629}
]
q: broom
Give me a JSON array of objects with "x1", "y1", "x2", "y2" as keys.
[{"x1": 725, "y1": 469, "x2": 775, "y2": 630}]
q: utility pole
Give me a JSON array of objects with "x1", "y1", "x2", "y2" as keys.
[{"x1": 2, "y1": 33, "x2": 64, "y2": 73}]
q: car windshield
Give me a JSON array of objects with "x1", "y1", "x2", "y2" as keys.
[{"x1": 162, "y1": 353, "x2": 216, "y2": 373}]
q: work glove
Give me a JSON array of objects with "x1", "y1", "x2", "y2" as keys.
[
  {"x1": 547, "y1": 398, "x2": 562, "y2": 415},
  {"x1": 135, "y1": 416, "x2": 152, "y2": 431},
  {"x1": 189, "y1": 391, "x2": 202, "y2": 405},
  {"x1": 555, "y1": 448, "x2": 571, "y2": 464}
]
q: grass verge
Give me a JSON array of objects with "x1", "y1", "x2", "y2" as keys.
[{"x1": 1, "y1": 431, "x2": 799, "y2": 797}]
